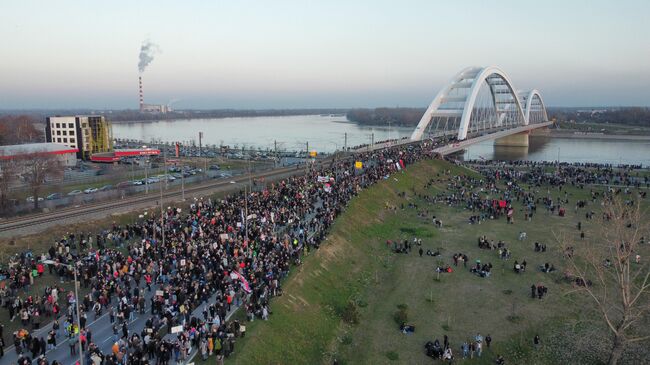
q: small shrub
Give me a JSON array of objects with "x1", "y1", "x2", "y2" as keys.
[
  {"x1": 386, "y1": 351, "x2": 399, "y2": 361},
  {"x1": 503, "y1": 289, "x2": 513, "y2": 295},
  {"x1": 342, "y1": 301, "x2": 360, "y2": 325},
  {"x1": 393, "y1": 306, "x2": 408, "y2": 325},
  {"x1": 507, "y1": 315, "x2": 523, "y2": 323},
  {"x1": 442, "y1": 323, "x2": 452, "y2": 331},
  {"x1": 341, "y1": 335, "x2": 353, "y2": 345},
  {"x1": 356, "y1": 299, "x2": 368, "y2": 308},
  {"x1": 396, "y1": 303, "x2": 409, "y2": 311}
]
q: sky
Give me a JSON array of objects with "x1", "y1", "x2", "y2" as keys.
[{"x1": 1, "y1": 0, "x2": 649, "y2": 109}]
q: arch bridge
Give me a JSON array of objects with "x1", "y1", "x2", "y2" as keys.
[{"x1": 410, "y1": 66, "x2": 551, "y2": 144}]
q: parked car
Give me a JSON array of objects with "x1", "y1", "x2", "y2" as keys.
[
  {"x1": 167, "y1": 175, "x2": 176, "y2": 181},
  {"x1": 67, "y1": 190, "x2": 82, "y2": 196},
  {"x1": 26, "y1": 196, "x2": 44, "y2": 202},
  {"x1": 46, "y1": 193, "x2": 62, "y2": 200},
  {"x1": 84, "y1": 187, "x2": 98, "y2": 194},
  {"x1": 132, "y1": 180, "x2": 144, "y2": 186},
  {"x1": 172, "y1": 173, "x2": 182, "y2": 179},
  {"x1": 209, "y1": 164, "x2": 221, "y2": 170},
  {"x1": 99, "y1": 185, "x2": 113, "y2": 191},
  {"x1": 116, "y1": 181, "x2": 131, "y2": 188}
]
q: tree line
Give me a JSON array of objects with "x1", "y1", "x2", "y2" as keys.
[
  {"x1": 346, "y1": 107, "x2": 650, "y2": 127},
  {"x1": 549, "y1": 107, "x2": 650, "y2": 126},
  {"x1": 0, "y1": 115, "x2": 44, "y2": 146},
  {"x1": 346, "y1": 108, "x2": 425, "y2": 126}
]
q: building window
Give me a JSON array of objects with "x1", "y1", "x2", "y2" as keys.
[
  {"x1": 63, "y1": 138, "x2": 68, "y2": 143},
  {"x1": 56, "y1": 123, "x2": 60, "y2": 128},
  {"x1": 68, "y1": 123, "x2": 74, "y2": 128},
  {"x1": 57, "y1": 138, "x2": 62, "y2": 143},
  {"x1": 56, "y1": 130, "x2": 61, "y2": 135},
  {"x1": 70, "y1": 138, "x2": 75, "y2": 143},
  {"x1": 69, "y1": 130, "x2": 74, "y2": 135},
  {"x1": 62, "y1": 130, "x2": 67, "y2": 136}
]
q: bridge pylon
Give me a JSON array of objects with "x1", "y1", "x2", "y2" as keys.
[{"x1": 494, "y1": 131, "x2": 529, "y2": 147}]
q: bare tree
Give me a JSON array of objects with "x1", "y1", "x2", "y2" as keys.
[
  {"x1": 0, "y1": 154, "x2": 20, "y2": 213},
  {"x1": 560, "y1": 197, "x2": 650, "y2": 365},
  {"x1": 20, "y1": 151, "x2": 62, "y2": 210}
]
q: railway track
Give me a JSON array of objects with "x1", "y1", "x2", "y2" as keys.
[{"x1": 0, "y1": 164, "x2": 303, "y2": 233}]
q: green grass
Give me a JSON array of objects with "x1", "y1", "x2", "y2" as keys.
[{"x1": 226, "y1": 159, "x2": 649, "y2": 365}]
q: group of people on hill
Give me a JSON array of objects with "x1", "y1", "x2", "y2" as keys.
[{"x1": 425, "y1": 332, "x2": 498, "y2": 363}]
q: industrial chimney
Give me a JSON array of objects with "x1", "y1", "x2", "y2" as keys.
[{"x1": 139, "y1": 76, "x2": 144, "y2": 112}]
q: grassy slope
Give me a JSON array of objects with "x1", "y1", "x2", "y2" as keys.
[
  {"x1": 230, "y1": 159, "x2": 649, "y2": 365},
  {"x1": 229, "y1": 160, "x2": 471, "y2": 364}
]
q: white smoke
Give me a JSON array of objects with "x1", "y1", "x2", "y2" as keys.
[{"x1": 138, "y1": 40, "x2": 160, "y2": 73}]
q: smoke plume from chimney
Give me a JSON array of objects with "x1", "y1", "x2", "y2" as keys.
[{"x1": 138, "y1": 40, "x2": 160, "y2": 73}]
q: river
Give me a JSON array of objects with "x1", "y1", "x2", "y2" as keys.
[
  {"x1": 112, "y1": 115, "x2": 414, "y2": 153},
  {"x1": 112, "y1": 115, "x2": 650, "y2": 166},
  {"x1": 462, "y1": 135, "x2": 650, "y2": 166}
]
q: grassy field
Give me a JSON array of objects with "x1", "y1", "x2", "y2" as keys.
[{"x1": 228, "y1": 159, "x2": 649, "y2": 365}]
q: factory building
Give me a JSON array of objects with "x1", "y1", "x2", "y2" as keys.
[
  {"x1": 45, "y1": 115, "x2": 113, "y2": 160},
  {"x1": 139, "y1": 76, "x2": 170, "y2": 114},
  {"x1": 0, "y1": 143, "x2": 78, "y2": 168}
]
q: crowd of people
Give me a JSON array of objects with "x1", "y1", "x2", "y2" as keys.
[
  {"x1": 1, "y1": 140, "x2": 441, "y2": 365},
  {"x1": 2, "y1": 141, "x2": 647, "y2": 365}
]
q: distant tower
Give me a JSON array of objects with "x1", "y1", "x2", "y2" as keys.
[{"x1": 139, "y1": 76, "x2": 144, "y2": 112}]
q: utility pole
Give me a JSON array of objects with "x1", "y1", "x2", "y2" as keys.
[
  {"x1": 244, "y1": 184, "x2": 249, "y2": 240},
  {"x1": 248, "y1": 154, "x2": 252, "y2": 191},
  {"x1": 74, "y1": 265, "x2": 83, "y2": 365},
  {"x1": 371, "y1": 132, "x2": 374, "y2": 150},
  {"x1": 344, "y1": 133, "x2": 347, "y2": 151},
  {"x1": 163, "y1": 149, "x2": 168, "y2": 190},
  {"x1": 274, "y1": 140, "x2": 278, "y2": 169},
  {"x1": 181, "y1": 170, "x2": 185, "y2": 201},
  {"x1": 160, "y1": 172, "x2": 165, "y2": 247},
  {"x1": 305, "y1": 141, "x2": 309, "y2": 177},
  {"x1": 198, "y1": 131, "x2": 203, "y2": 157},
  {"x1": 145, "y1": 161, "x2": 149, "y2": 194}
]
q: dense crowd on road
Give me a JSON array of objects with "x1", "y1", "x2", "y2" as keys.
[{"x1": 0, "y1": 140, "x2": 440, "y2": 365}]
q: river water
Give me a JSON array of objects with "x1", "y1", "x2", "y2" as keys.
[
  {"x1": 462, "y1": 135, "x2": 650, "y2": 166},
  {"x1": 112, "y1": 115, "x2": 649, "y2": 166},
  {"x1": 112, "y1": 115, "x2": 414, "y2": 153}
]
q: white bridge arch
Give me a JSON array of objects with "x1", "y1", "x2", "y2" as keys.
[{"x1": 411, "y1": 66, "x2": 549, "y2": 141}]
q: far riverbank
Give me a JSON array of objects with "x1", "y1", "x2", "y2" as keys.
[{"x1": 549, "y1": 131, "x2": 650, "y2": 140}]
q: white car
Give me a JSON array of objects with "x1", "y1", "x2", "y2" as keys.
[
  {"x1": 84, "y1": 187, "x2": 99, "y2": 194},
  {"x1": 26, "y1": 196, "x2": 44, "y2": 202}
]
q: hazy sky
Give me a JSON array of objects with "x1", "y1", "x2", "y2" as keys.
[{"x1": 1, "y1": 0, "x2": 649, "y2": 109}]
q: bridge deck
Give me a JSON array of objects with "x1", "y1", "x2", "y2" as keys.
[{"x1": 354, "y1": 121, "x2": 553, "y2": 154}]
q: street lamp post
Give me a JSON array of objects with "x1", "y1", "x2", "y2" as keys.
[{"x1": 43, "y1": 260, "x2": 83, "y2": 365}]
